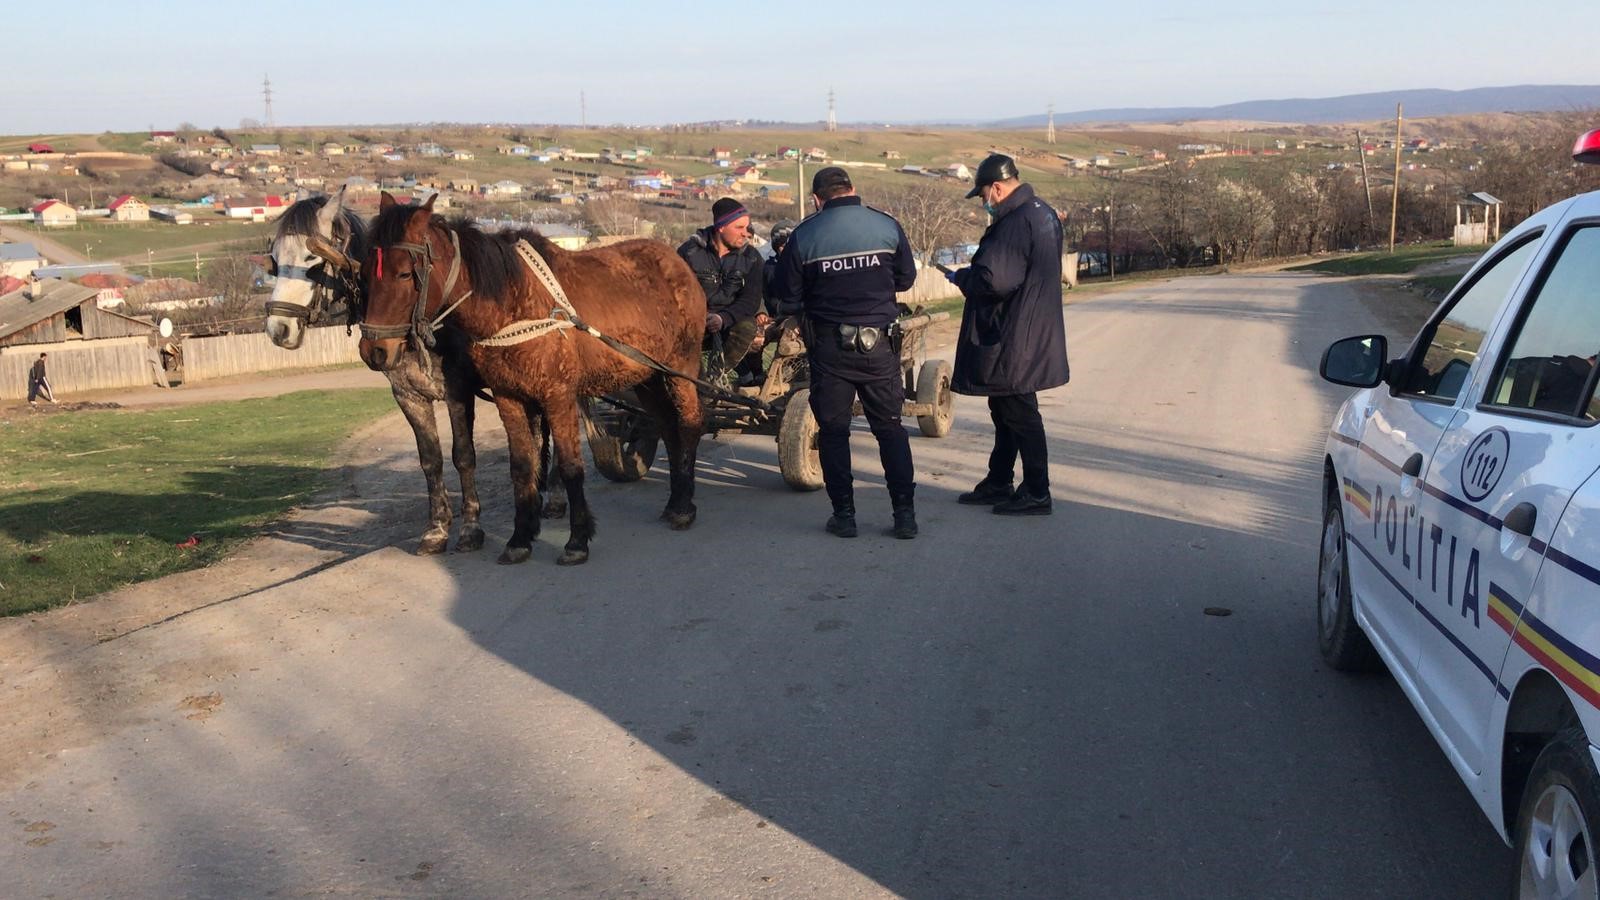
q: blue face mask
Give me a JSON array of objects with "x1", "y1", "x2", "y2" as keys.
[{"x1": 982, "y1": 201, "x2": 998, "y2": 216}]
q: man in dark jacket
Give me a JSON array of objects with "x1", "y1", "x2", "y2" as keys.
[
  {"x1": 772, "y1": 166, "x2": 920, "y2": 539},
  {"x1": 678, "y1": 198, "x2": 765, "y2": 372},
  {"x1": 948, "y1": 154, "x2": 1070, "y2": 516},
  {"x1": 27, "y1": 352, "x2": 55, "y2": 405}
]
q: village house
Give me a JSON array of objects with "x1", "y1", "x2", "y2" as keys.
[
  {"x1": 150, "y1": 131, "x2": 176, "y2": 144},
  {"x1": 223, "y1": 195, "x2": 288, "y2": 221},
  {"x1": 881, "y1": 150, "x2": 903, "y2": 160},
  {"x1": 710, "y1": 147, "x2": 733, "y2": 161},
  {"x1": 946, "y1": 163, "x2": 972, "y2": 180},
  {"x1": 31, "y1": 200, "x2": 76, "y2": 227},
  {"x1": 150, "y1": 207, "x2": 194, "y2": 225},
  {"x1": 805, "y1": 147, "x2": 828, "y2": 161},
  {"x1": 450, "y1": 149, "x2": 475, "y2": 161},
  {"x1": 27, "y1": 143, "x2": 53, "y2": 154},
  {"x1": 733, "y1": 165, "x2": 762, "y2": 183},
  {"x1": 251, "y1": 144, "x2": 281, "y2": 156},
  {"x1": 448, "y1": 177, "x2": 479, "y2": 193},
  {"x1": 500, "y1": 144, "x2": 531, "y2": 156},
  {"x1": 532, "y1": 223, "x2": 591, "y2": 251},
  {"x1": 414, "y1": 142, "x2": 445, "y2": 157},
  {"x1": 0, "y1": 243, "x2": 45, "y2": 279},
  {"x1": 321, "y1": 142, "x2": 346, "y2": 157},
  {"x1": 108, "y1": 195, "x2": 150, "y2": 222},
  {"x1": 481, "y1": 180, "x2": 524, "y2": 197}
]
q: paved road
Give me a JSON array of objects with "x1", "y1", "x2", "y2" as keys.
[{"x1": 0, "y1": 273, "x2": 1513, "y2": 897}]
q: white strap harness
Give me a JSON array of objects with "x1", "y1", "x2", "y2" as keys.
[{"x1": 477, "y1": 240, "x2": 598, "y2": 347}]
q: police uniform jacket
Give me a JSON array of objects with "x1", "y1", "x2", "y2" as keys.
[
  {"x1": 677, "y1": 227, "x2": 765, "y2": 329},
  {"x1": 950, "y1": 183, "x2": 1070, "y2": 396},
  {"x1": 771, "y1": 196, "x2": 917, "y2": 326}
]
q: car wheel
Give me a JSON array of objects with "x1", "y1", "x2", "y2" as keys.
[
  {"x1": 1318, "y1": 484, "x2": 1381, "y2": 671},
  {"x1": 1516, "y1": 727, "x2": 1600, "y2": 900}
]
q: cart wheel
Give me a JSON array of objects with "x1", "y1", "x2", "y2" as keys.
[
  {"x1": 915, "y1": 359, "x2": 954, "y2": 438},
  {"x1": 585, "y1": 413, "x2": 658, "y2": 483},
  {"x1": 778, "y1": 389, "x2": 824, "y2": 491}
]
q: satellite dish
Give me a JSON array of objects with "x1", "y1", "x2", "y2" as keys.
[{"x1": 158, "y1": 317, "x2": 173, "y2": 338}]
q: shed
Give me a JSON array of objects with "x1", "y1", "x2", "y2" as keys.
[
  {"x1": 0, "y1": 279, "x2": 153, "y2": 346},
  {"x1": 1454, "y1": 192, "x2": 1503, "y2": 246}
]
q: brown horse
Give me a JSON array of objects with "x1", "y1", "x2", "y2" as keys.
[{"x1": 357, "y1": 192, "x2": 705, "y2": 565}]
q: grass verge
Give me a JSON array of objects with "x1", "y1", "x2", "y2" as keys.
[
  {"x1": 0, "y1": 389, "x2": 396, "y2": 617},
  {"x1": 1285, "y1": 242, "x2": 1480, "y2": 276}
]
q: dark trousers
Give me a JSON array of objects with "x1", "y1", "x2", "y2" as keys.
[
  {"x1": 807, "y1": 327, "x2": 915, "y2": 505},
  {"x1": 705, "y1": 318, "x2": 759, "y2": 371},
  {"x1": 987, "y1": 393, "x2": 1049, "y2": 496}
]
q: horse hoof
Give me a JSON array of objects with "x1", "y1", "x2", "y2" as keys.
[
  {"x1": 543, "y1": 500, "x2": 568, "y2": 519},
  {"x1": 497, "y1": 545, "x2": 532, "y2": 565},
  {"x1": 661, "y1": 509, "x2": 697, "y2": 531},
  {"x1": 556, "y1": 548, "x2": 589, "y2": 566},
  {"x1": 454, "y1": 527, "x2": 485, "y2": 553},
  {"x1": 416, "y1": 536, "x2": 449, "y2": 556}
]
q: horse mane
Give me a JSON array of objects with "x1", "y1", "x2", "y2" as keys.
[
  {"x1": 370, "y1": 204, "x2": 562, "y2": 303},
  {"x1": 275, "y1": 195, "x2": 369, "y2": 261}
]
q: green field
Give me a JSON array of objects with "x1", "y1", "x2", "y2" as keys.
[
  {"x1": 0, "y1": 389, "x2": 396, "y2": 616},
  {"x1": 22, "y1": 218, "x2": 277, "y2": 263},
  {"x1": 1285, "y1": 242, "x2": 1481, "y2": 276}
]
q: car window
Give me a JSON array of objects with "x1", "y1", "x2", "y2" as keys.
[
  {"x1": 1487, "y1": 226, "x2": 1600, "y2": 420},
  {"x1": 1401, "y1": 235, "x2": 1541, "y2": 402}
]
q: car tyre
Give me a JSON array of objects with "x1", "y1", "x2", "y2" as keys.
[
  {"x1": 1318, "y1": 483, "x2": 1381, "y2": 672},
  {"x1": 1515, "y1": 726, "x2": 1600, "y2": 900}
]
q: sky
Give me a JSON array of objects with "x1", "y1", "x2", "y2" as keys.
[{"x1": 8, "y1": 0, "x2": 1597, "y2": 134}]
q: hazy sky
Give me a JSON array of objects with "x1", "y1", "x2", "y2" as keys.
[{"x1": 9, "y1": 0, "x2": 1596, "y2": 133}]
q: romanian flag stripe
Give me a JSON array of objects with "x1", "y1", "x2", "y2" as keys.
[
  {"x1": 1490, "y1": 583, "x2": 1600, "y2": 711},
  {"x1": 1342, "y1": 478, "x2": 1373, "y2": 518}
]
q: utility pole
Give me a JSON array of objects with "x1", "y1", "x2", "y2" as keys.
[
  {"x1": 796, "y1": 156, "x2": 806, "y2": 219},
  {"x1": 1389, "y1": 103, "x2": 1402, "y2": 253},
  {"x1": 1355, "y1": 129, "x2": 1374, "y2": 228}
]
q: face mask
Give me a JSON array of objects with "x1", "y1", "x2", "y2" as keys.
[{"x1": 983, "y1": 202, "x2": 998, "y2": 217}]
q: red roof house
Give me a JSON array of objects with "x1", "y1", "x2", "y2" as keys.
[{"x1": 27, "y1": 143, "x2": 53, "y2": 154}]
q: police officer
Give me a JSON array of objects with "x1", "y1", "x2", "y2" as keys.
[
  {"x1": 947, "y1": 153, "x2": 1070, "y2": 516},
  {"x1": 678, "y1": 197, "x2": 766, "y2": 372},
  {"x1": 763, "y1": 218, "x2": 798, "y2": 315},
  {"x1": 772, "y1": 167, "x2": 919, "y2": 539}
]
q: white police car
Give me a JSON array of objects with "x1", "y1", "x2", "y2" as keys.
[{"x1": 1320, "y1": 130, "x2": 1600, "y2": 898}]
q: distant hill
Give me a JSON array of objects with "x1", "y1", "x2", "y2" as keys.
[{"x1": 993, "y1": 85, "x2": 1600, "y2": 126}]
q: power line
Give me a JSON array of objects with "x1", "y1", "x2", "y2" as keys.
[{"x1": 262, "y1": 74, "x2": 275, "y2": 128}]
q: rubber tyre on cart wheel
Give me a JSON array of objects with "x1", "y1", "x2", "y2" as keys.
[
  {"x1": 778, "y1": 388, "x2": 824, "y2": 491},
  {"x1": 584, "y1": 410, "x2": 658, "y2": 483},
  {"x1": 915, "y1": 359, "x2": 954, "y2": 438},
  {"x1": 1318, "y1": 482, "x2": 1381, "y2": 671},
  {"x1": 1515, "y1": 726, "x2": 1600, "y2": 900}
]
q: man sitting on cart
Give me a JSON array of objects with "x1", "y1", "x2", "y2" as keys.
[{"x1": 678, "y1": 198, "x2": 766, "y2": 377}]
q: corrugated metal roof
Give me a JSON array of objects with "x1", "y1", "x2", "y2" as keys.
[
  {"x1": 0, "y1": 243, "x2": 42, "y2": 261},
  {"x1": 1466, "y1": 191, "x2": 1503, "y2": 206},
  {"x1": 0, "y1": 279, "x2": 100, "y2": 339}
]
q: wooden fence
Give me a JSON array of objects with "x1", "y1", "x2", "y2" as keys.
[
  {"x1": 0, "y1": 336, "x2": 151, "y2": 399},
  {"x1": 182, "y1": 326, "x2": 362, "y2": 382}
]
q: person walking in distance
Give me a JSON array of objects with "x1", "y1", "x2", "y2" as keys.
[
  {"x1": 27, "y1": 352, "x2": 55, "y2": 406},
  {"x1": 947, "y1": 154, "x2": 1069, "y2": 516},
  {"x1": 771, "y1": 167, "x2": 920, "y2": 538}
]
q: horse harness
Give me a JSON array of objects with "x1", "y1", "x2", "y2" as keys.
[
  {"x1": 265, "y1": 224, "x2": 362, "y2": 331},
  {"x1": 364, "y1": 234, "x2": 765, "y2": 411}
]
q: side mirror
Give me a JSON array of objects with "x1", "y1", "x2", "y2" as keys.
[{"x1": 1320, "y1": 335, "x2": 1389, "y2": 388}]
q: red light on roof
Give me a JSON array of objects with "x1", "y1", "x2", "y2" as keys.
[{"x1": 1573, "y1": 129, "x2": 1600, "y2": 165}]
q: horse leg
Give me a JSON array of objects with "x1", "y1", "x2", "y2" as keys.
[
  {"x1": 392, "y1": 387, "x2": 451, "y2": 555},
  {"x1": 492, "y1": 396, "x2": 545, "y2": 565},
  {"x1": 545, "y1": 398, "x2": 595, "y2": 566},
  {"x1": 443, "y1": 380, "x2": 484, "y2": 553},
  {"x1": 636, "y1": 376, "x2": 698, "y2": 530},
  {"x1": 539, "y1": 414, "x2": 568, "y2": 519}
]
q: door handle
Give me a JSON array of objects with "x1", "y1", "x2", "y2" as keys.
[
  {"x1": 1503, "y1": 502, "x2": 1537, "y2": 537},
  {"x1": 1402, "y1": 453, "x2": 1424, "y2": 477}
]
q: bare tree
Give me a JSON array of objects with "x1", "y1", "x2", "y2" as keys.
[
  {"x1": 875, "y1": 180, "x2": 975, "y2": 263},
  {"x1": 581, "y1": 196, "x2": 646, "y2": 237}
]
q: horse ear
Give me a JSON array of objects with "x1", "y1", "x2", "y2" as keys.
[
  {"x1": 380, "y1": 191, "x2": 396, "y2": 211},
  {"x1": 421, "y1": 193, "x2": 437, "y2": 213},
  {"x1": 315, "y1": 190, "x2": 341, "y2": 232},
  {"x1": 330, "y1": 184, "x2": 347, "y2": 215}
]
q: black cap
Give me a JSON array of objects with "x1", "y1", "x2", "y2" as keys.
[
  {"x1": 810, "y1": 166, "x2": 852, "y2": 196},
  {"x1": 966, "y1": 153, "x2": 1020, "y2": 198}
]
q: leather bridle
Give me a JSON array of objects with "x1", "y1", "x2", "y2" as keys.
[
  {"x1": 359, "y1": 225, "x2": 470, "y2": 351},
  {"x1": 265, "y1": 222, "x2": 361, "y2": 329}
]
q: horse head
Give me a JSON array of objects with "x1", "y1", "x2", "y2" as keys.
[
  {"x1": 265, "y1": 186, "x2": 361, "y2": 350},
  {"x1": 358, "y1": 192, "x2": 458, "y2": 372}
]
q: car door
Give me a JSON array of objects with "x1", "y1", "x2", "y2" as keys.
[
  {"x1": 1342, "y1": 234, "x2": 1543, "y2": 682},
  {"x1": 1414, "y1": 218, "x2": 1600, "y2": 777}
]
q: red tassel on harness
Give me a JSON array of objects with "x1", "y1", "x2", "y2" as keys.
[{"x1": 375, "y1": 246, "x2": 383, "y2": 279}]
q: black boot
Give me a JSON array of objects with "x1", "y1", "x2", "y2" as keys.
[
  {"x1": 889, "y1": 493, "x2": 917, "y2": 539},
  {"x1": 958, "y1": 478, "x2": 1014, "y2": 505},
  {"x1": 826, "y1": 499, "x2": 858, "y2": 538}
]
